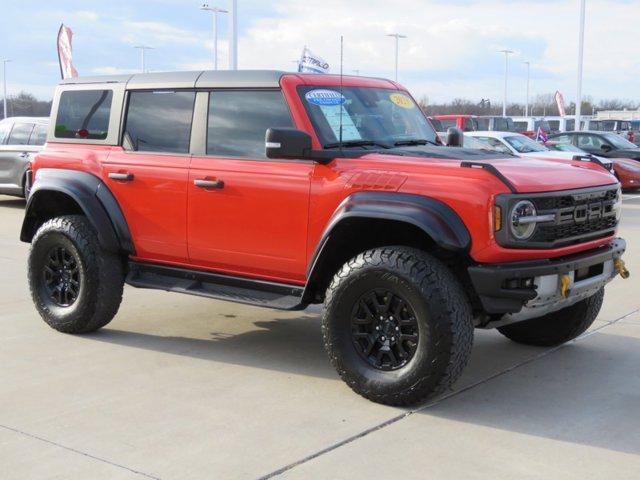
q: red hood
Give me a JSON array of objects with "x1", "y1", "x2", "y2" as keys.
[
  {"x1": 484, "y1": 158, "x2": 618, "y2": 192},
  {"x1": 613, "y1": 157, "x2": 640, "y2": 171},
  {"x1": 365, "y1": 153, "x2": 618, "y2": 194}
]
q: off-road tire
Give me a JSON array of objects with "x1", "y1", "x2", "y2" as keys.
[
  {"x1": 28, "y1": 215, "x2": 124, "y2": 333},
  {"x1": 322, "y1": 247, "x2": 474, "y2": 406},
  {"x1": 497, "y1": 288, "x2": 604, "y2": 346}
]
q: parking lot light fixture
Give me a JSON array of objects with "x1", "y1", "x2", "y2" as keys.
[
  {"x1": 387, "y1": 33, "x2": 407, "y2": 82},
  {"x1": 499, "y1": 49, "x2": 514, "y2": 117},
  {"x1": 523, "y1": 61, "x2": 530, "y2": 117},
  {"x1": 201, "y1": 3, "x2": 228, "y2": 70},
  {"x1": 133, "y1": 46, "x2": 153, "y2": 73}
]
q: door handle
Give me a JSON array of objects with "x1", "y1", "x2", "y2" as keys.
[
  {"x1": 108, "y1": 172, "x2": 134, "y2": 181},
  {"x1": 20, "y1": 152, "x2": 30, "y2": 158},
  {"x1": 194, "y1": 178, "x2": 224, "y2": 189}
]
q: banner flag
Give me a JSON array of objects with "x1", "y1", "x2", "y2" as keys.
[
  {"x1": 57, "y1": 24, "x2": 78, "y2": 80},
  {"x1": 298, "y1": 46, "x2": 330, "y2": 74},
  {"x1": 555, "y1": 90, "x2": 566, "y2": 117}
]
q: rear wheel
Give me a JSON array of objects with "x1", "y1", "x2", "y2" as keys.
[
  {"x1": 28, "y1": 215, "x2": 124, "y2": 333},
  {"x1": 497, "y1": 289, "x2": 604, "y2": 346},
  {"x1": 322, "y1": 247, "x2": 474, "y2": 406}
]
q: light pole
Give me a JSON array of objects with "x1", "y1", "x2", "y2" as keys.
[
  {"x1": 575, "y1": 0, "x2": 586, "y2": 130},
  {"x1": 229, "y1": 0, "x2": 238, "y2": 70},
  {"x1": 2, "y1": 59, "x2": 10, "y2": 120},
  {"x1": 133, "y1": 46, "x2": 153, "y2": 73},
  {"x1": 387, "y1": 33, "x2": 406, "y2": 82},
  {"x1": 499, "y1": 49, "x2": 514, "y2": 117},
  {"x1": 523, "y1": 61, "x2": 530, "y2": 117},
  {"x1": 200, "y1": 4, "x2": 228, "y2": 70}
]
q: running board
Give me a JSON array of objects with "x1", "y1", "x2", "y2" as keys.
[{"x1": 126, "y1": 262, "x2": 307, "y2": 311}]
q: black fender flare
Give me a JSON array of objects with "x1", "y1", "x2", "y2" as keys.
[
  {"x1": 20, "y1": 169, "x2": 134, "y2": 254},
  {"x1": 306, "y1": 191, "x2": 471, "y2": 281}
]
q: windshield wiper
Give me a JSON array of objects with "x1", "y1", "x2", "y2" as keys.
[
  {"x1": 324, "y1": 140, "x2": 391, "y2": 149},
  {"x1": 393, "y1": 139, "x2": 439, "y2": 147}
]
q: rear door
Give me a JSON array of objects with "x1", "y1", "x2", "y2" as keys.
[
  {"x1": 0, "y1": 122, "x2": 35, "y2": 192},
  {"x1": 104, "y1": 89, "x2": 194, "y2": 264},
  {"x1": 187, "y1": 89, "x2": 312, "y2": 283}
]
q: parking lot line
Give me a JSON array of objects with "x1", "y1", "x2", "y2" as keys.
[{"x1": 259, "y1": 306, "x2": 640, "y2": 480}]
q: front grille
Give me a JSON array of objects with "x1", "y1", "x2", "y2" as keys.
[
  {"x1": 495, "y1": 185, "x2": 620, "y2": 249},
  {"x1": 532, "y1": 216, "x2": 617, "y2": 243},
  {"x1": 532, "y1": 188, "x2": 618, "y2": 211}
]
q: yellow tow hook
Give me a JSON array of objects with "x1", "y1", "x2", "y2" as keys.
[
  {"x1": 560, "y1": 274, "x2": 571, "y2": 299},
  {"x1": 614, "y1": 259, "x2": 630, "y2": 279}
]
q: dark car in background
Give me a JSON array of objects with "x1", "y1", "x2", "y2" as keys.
[
  {"x1": 549, "y1": 131, "x2": 640, "y2": 161},
  {"x1": 0, "y1": 117, "x2": 49, "y2": 198}
]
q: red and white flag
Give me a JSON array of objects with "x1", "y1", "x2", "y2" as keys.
[
  {"x1": 555, "y1": 90, "x2": 566, "y2": 117},
  {"x1": 57, "y1": 24, "x2": 78, "y2": 79}
]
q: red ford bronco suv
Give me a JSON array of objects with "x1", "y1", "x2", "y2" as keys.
[{"x1": 22, "y1": 71, "x2": 629, "y2": 405}]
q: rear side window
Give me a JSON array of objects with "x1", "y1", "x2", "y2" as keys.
[
  {"x1": 7, "y1": 123, "x2": 34, "y2": 145},
  {"x1": 123, "y1": 91, "x2": 196, "y2": 154},
  {"x1": 29, "y1": 124, "x2": 48, "y2": 145},
  {"x1": 55, "y1": 90, "x2": 113, "y2": 140},
  {"x1": 207, "y1": 90, "x2": 293, "y2": 158}
]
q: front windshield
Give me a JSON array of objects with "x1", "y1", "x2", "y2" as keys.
[
  {"x1": 602, "y1": 132, "x2": 638, "y2": 150},
  {"x1": 298, "y1": 86, "x2": 437, "y2": 147},
  {"x1": 504, "y1": 135, "x2": 549, "y2": 153}
]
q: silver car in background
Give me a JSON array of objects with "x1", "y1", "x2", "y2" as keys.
[{"x1": 0, "y1": 117, "x2": 49, "y2": 198}]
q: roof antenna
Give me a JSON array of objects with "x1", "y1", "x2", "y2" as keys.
[{"x1": 339, "y1": 35, "x2": 344, "y2": 155}]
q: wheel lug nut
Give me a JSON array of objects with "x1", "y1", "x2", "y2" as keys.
[
  {"x1": 375, "y1": 326, "x2": 380, "y2": 330},
  {"x1": 395, "y1": 326, "x2": 399, "y2": 331},
  {"x1": 381, "y1": 336, "x2": 386, "y2": 341},
  {"x1": 391, "y1": 337, "x2": 395, "y2": 341}
]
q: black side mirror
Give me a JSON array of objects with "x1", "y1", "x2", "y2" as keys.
[
  {"x1": 266, "y1": 128, "x2": 312, "y2": 159},
  {"x1": 601, "y1": 144, "x2": 613, "y2": 152},
  {"x1": 446, "y1": 127, "x2": 464, "y2": 147}
]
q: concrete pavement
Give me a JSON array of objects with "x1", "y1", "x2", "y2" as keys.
[{"x1": 0, "y1": 194, "x2": 639, "y2": 479}]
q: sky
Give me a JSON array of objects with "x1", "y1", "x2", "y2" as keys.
[{"x1": 1, "y1": 0, "x2": 638, "y2": 105}]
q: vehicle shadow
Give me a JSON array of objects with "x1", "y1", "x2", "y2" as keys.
[
  {"x1": 91, "y1": 315, "x2": 336, "y2": 380},
  {"x1": 87, "y1": 310, "x2": 640, "y2": 456},
  {"x1": 0, "y1": 197, "x2": 26, "y2": 209},
  {"x1": 419, "y1": 330, "x2": 640, "y2": 456}
]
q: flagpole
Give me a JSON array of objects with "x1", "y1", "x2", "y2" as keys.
[{"x1": 575, "y1": 0, "x2": 586, "y2": 131}]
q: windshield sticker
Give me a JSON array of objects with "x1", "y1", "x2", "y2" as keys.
[
  {"x1": 389, "y1": 93, "x2": 414, "y2": 109},
  {"x1": 319, "y1": 104, "x2": 362, "y2": 142},
  {"x1": 305, "y1": 89, "x2": 346, "y2": 106}
]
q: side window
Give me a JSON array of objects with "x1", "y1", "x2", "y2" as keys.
[
  {"x1": 578, "y1": 135, "x2": 604, "y2": 149},
  {"x1": 486, "y1": 137, "x2": 511, "y2": 153},
  {"x1": 7, "y1": 123, "x2": 34, "y2": 146},
  {"x1": 29, "y1": 124, "x2": 48, "y2": 146},
  {"x1": 439, "y1": 119, "x2": 456, "y2": 130},
  {"x1": 463, "y1": 119, "x2": 475, "y2": 132},
  {"x1": 123, "y1": 91, "x2": 196, "y2": 153},
  {"x1": 55, "y1": 90, "x2": 113, "y2": 140},
  {"x1": 207, "y1": 90, "x2": 293, "y2": 158},
  {"x1": 548, "y1": 120, "x2": 560, "y2": 132},
  {"x1": 565, "y1": 119, "x2": 575, "y2": 131},
  {"x1": 514, "y1": 121, "x2": 527, "y2": 131}
]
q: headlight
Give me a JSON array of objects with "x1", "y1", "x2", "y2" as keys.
[{"x1": 510, "y1": 200, "x2": 537, "y2": 240}]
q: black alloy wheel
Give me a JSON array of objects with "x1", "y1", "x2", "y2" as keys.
[
  {"x1": 351, "y1": 289, "x2": 419, "y2": 371},
  {"x1": 42, "y1": 246, "x2": 81, "y2": 307}
]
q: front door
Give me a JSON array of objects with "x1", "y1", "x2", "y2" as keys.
[
  {"x1": 188, "y1": 89, "x2": 312, "y2": 284},
  {"x1": 103, "y1": 89, "x2": 196, "y2": 264}
]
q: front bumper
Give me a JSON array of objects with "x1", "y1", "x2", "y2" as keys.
[{"x1": 468, "y1": 238, "x2": 627, "y2": 318}]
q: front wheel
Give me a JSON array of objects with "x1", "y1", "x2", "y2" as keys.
[
  {"x1": 497, "y1": 289, "x2": 604, "y2": 346},
  {"x1": 322, "y1": 247, "x2": 474, "y2": 406},
  {"x1": 28, "y1": 215, "x2": 124, "y2": 333}
]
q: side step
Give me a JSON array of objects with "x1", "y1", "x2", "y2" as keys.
[{"x1": 126, "y1": 262, "x2": 307, "y2": 311}]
